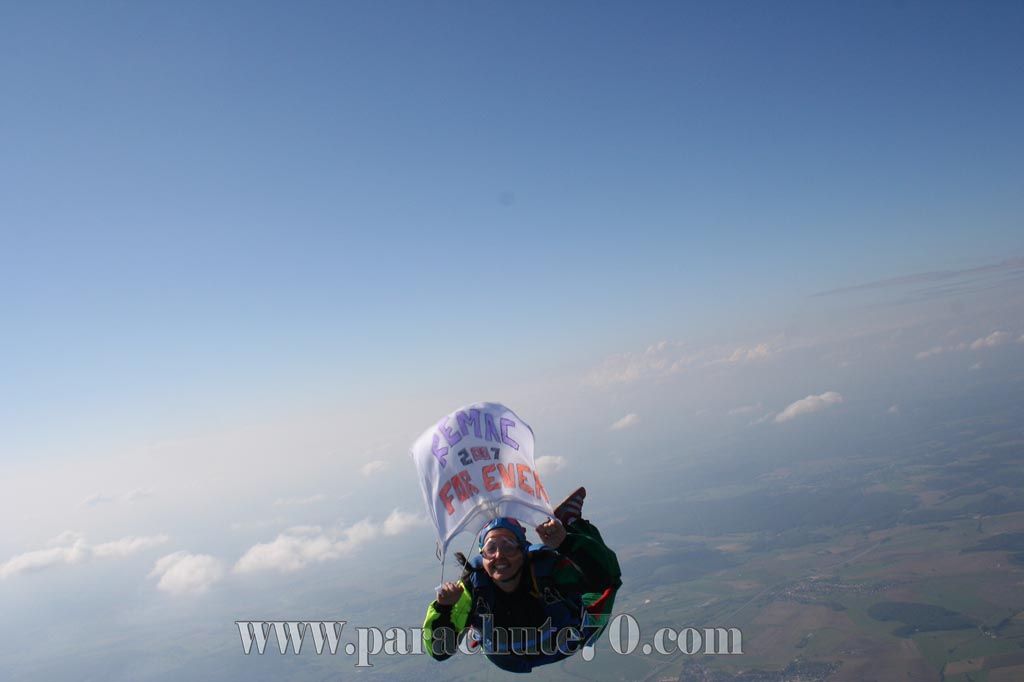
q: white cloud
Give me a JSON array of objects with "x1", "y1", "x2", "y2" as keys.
[
  {"x1": 1, "y1": 533, "x2": 168, "y2": 579},
  {"x1": 234, "y1": 511, "x2": 426, "y2": 574},
  {"x1": 610, "y1": 414, "x2": 640, "y2": 431},
  {"x1": 0, "y1": 542, "x2": 89, "y2": 579},
  {"x1": 360, "y1": 460, "x2": 389, "y2": 477},
  {"x1": 586, "y1": 341, "x2": 679, "y2": 385},
  {"x1": 774, "y1": 392, "x2": 844, "y2": 424},
  {"x1": 915, "y1": 330, "x2": 1017, "y2": 359},
  {"x1": 47, "y1": 530, "x2": 85, "y2": 547},
  {"x1": 273, "y1": 494, "x2": 327, "y2": 507},
  {"x1": 728, "y1": 403, "x2": 763, "y2": 416},
  {"x1": 92, "y1": 535, "x2": 170, "y2": 559},
  {"x1": 234, "y1": 532, "x2": 341, "y2": 573},
  {"x1": 123, "y1": 488, "x2": 154, "y2": 502},
  {"x1": 535, "y1": 455, "x2": 568, "y2": 476},
  {"x1": 587, "y1": 339, "x2": 780, "y2": 386},
  {"x1": 381, "y1": 509, "x2": 427, "y2": 536},
  {"x1": 82, "y1": 489, "x2": 155, "y2": 506},
  {"x1": 969, "y1": 331, "x2": 1011, "y2": 350},
  {"x1": 750, "y1": 412, "x2": 777, "y2": 426},
  {"x1": 150, "y1": 552, "x2": 225, "y2": 595},
  {"x1": 340, "y1": 519, "x2": 379, "y2": 549},
  {"x1": 721, "y1": 343, "x2": 773, "y2": 364}
]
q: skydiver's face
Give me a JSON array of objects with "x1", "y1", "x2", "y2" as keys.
[{"x1": 481, "y1": 529, "x2": 524, "y2": 590}]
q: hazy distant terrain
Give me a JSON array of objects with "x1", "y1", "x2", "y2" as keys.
[
  {"x1": 4, "y1": 323, "x2": 1023, "y2": 682},
  {"x1": 69, "y1": 364, "x2": 1023, "y2": 682},
  {"x1": 3, "y1": 327, "x2": 1024, "y2": 682},
  {"x1": 567, "y1": 381, "x2": 1024, "y2": 682},
  {"x1": 324, "y1": 369, "x2": 1024, "y2": 682}
]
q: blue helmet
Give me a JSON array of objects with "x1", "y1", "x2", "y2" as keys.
[{"x1": 478, "y1": 517, "x2": 528, "y2": 550}]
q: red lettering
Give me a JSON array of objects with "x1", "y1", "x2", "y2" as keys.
[
  {"x1": 496, "y1": 463, "x2": 516, "y2": 488},
  {"x1": 452, "y1": 473, "x2": 468, "y2": 502},
  {"x1": 516, "y1": 464, "x2": 534, "y2": 496},
  {"x1": 481, "y1": 464, "x2": 500, "y2": 492},
  {"x1": 441, "y1": 471, "x2": 483, "y2": 513},
  {"x1": 459, "y1": 471, "x2": 480, "y2": 498},
  {"x1": 471, "y1": 446, "x2": 490, "y2": 461},
  {"x1": 533, "y1": 468, "x2": 550, "y2": 504},
  {"x1": 439, "y1": 481, "x2": 455, "y2": 516}
]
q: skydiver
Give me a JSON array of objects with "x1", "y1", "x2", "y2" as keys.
[{"x1": 423, "y1": 487, "x2": 622, "y2": 673}]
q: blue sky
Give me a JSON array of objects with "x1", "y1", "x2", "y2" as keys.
[
  {"x1": 0, "y1": 3, "x2": 1023, "y2": 679},
  {"x1": 1, "y1": 0, "x2": 1020, "y2": 486}
]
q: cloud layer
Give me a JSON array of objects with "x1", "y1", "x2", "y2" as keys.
[
  {"x1": 774, "y1": 392, "x2": 844, "y2": 423},
  {"x1": 969, "y1": 331, "x2": 1011, "y2": 350},
  {"x1": 150, "y1": 552, "x2": 225, "y2": 595},
  {"x1": 916, "y1": 330, "x2": 1018, "y2": 359},
  {"x1": 587, "y1": 339, "x2": 779, "y2": 386},
  {"x1": 610, "y1": 414, "x2": 640, "y2": 431},
  {"x1": 233, "y1": 510, "x2": 426, "y2": 574},
  {"x1": 1, "y1": 534, "x2": 169, "y2": 579},
  {"x1": 82, "y1": 488, "x2": 154, "y2": 507},
  {"x1": 535, "y1": 455, "x2": 568, "y2": 475},
  {"x1": 360, "y1": 460, "x2": 389, "y2": 477},
  {"x1": 729, "y1": 403, "x2": 763, "y2": 416}
]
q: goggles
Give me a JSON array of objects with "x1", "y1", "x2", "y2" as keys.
[{"x1": 480, "y1": 537, "x2": 523, "y2": 559}]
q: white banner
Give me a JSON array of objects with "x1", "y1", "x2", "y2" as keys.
[{"x1": 410, "y1": 402, "x2": 553, "y2": 556}]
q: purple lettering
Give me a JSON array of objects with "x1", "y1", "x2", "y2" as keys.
[
  {"x1": 500, "y1": 418, "x2": 520, "y2": 450},
  {"x1": 456, "y1": 409, "x2": 482, "y2": 438},
  {"x1": 431, "y1": 434, "x2": 448, "y2": 468},
  {"x1": 439, "y1": 417, "x2": 462, "y2": 447},
  {"x1": 484, "y1": 413, "x2": 501, "y2": 443}
]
